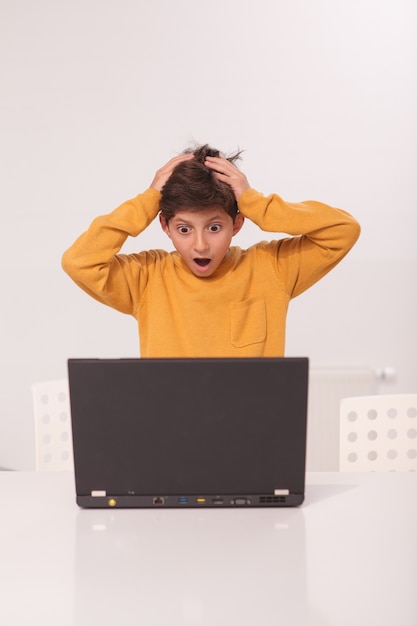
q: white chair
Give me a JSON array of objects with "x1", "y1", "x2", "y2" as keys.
[
  {"x1": 31, "y1": 379, "x2": 74, "y2": 471},
  {"x1": 339, "y1": 394, "x2": 417, "y2": 471}
]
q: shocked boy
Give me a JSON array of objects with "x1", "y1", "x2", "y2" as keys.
[{"x1": 62, "y1": 144, "x2": 360, "y2": 357}]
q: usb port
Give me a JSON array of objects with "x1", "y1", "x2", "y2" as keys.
[
  {"x1": 212, "y1": 498, "x2": 224, "y2": 505},
  {"x1": 178, "y1": 497, "x2": 188, "y2": 504},
  {"x1": 196, "y1": 498, "x2": 206, "y2": 503}
]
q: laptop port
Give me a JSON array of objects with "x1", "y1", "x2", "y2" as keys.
[
  {"x1": 153, "y1": 497, "x2": 164, "y2": 505},
  {"x1": 212, "y1": 498, "x2": 224, "y2": 505},
  {"x1": 232, "y1": 498, "x2": 250, "y2": 506},
  {"x1": 178, "y1": 497, "x2": 188, "y2": 504}
]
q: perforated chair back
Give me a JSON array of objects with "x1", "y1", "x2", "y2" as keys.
[
  {"x1": 339, "y1": 394, "x2": 417, "y2": 471},
  {"x1": 31, "y1": 378, "x2": 74, "y2": 471}
]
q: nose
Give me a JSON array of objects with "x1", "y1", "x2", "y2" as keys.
[{"x1": 193, "y1": 230, "x2": 209, "y2": 254}]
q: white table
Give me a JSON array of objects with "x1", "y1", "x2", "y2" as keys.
[{"x1": 0, "y1": 471, "x2": 416, "y2": 626}]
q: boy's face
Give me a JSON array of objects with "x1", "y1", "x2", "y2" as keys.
[{"x1": 160, "y1": 207, "x2": 244, "y2": 277}]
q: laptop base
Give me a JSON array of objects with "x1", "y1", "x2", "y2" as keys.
[{"x1": 77, "y1": 493, "x2": 304, "y2": 508}]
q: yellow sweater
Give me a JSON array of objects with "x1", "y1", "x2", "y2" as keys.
[{"x1": 62, "y1": 187, "x2": 360, "y2": 357}]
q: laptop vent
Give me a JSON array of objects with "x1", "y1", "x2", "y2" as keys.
[{"x1": 259, "y1": 495, "x2": 287, "y2": 504}]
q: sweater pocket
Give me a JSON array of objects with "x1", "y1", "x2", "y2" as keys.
[{"x1": 230, "y1": 297, "x2": 266, "y2": 348}]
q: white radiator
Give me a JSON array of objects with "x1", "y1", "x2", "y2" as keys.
[{"x1": 306, "y1": 368, "x2": 378, "y2": 471}]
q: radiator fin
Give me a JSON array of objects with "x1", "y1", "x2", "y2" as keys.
[{"x1": 306, "y1": 368, "x2": 378, "y2": 471}]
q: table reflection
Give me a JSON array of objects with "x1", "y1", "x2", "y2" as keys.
[{"x1": 73, "y1": 507, "x2": 307, "y2": 625}]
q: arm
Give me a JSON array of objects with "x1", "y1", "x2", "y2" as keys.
[
  {"x1": 205, "y1": 156, "x2": 360, "y2": 296},
  {"x1": 61, "y1": 188, "x2": 162, "y2": 314},
  {"x1": 238, "y1": 188, "x2": 360, "y2": 296},
  {"x1": 61, "y1": 154, "x2": 194, "y2": 314}
]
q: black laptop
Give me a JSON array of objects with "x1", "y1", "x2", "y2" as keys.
[{"x1": 67, "y1": 357, "x2": 309, "y2": 508}]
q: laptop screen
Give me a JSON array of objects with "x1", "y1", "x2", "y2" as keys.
[{"x1": 68, "y1": 358, "x2": 308, "y2": 508}]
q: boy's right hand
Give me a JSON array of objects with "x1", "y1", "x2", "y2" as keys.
[{"x1": 150, "y1": 153, "x2": 194, "y2": 192}]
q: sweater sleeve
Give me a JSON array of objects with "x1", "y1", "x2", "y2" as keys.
[
  {"x1": 237, "y1": 188, "x2": 361, "y2": 297},
  {"x1": 61, "y1": 187, "x2": 162, "y2": 314}
]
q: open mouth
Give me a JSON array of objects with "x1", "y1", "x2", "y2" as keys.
[{"x1": 194, "y1": 258, "x2": 211, "y2": 267}]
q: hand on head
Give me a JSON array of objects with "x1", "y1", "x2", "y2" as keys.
[
  {"x1": 151, "y1": 148, "x2": 250, "y2": 200},
  {"x1": 204, "y1": 156, "x2": 250, "y2": 200},
  {"x1": 150, "y1": 153, "x2": 194, "y2": 192}
]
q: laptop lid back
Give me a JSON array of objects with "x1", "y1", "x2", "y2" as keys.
[{"x1": 68, "y1": 357, "x2": 309, "y2": 508}]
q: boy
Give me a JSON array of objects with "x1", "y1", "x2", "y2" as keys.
[{"x1": 62, "y1": 144, "x2": 360, "y2": 357}]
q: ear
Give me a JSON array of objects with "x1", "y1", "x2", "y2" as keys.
[
  {"x1": 159, "y1": 214, "x2": 172, "y2": 238},
  {"x1": 232, "y1": 212, "x2": 245, "y2": 236}
]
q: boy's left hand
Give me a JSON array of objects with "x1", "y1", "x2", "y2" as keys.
[{"x1": 204, "y1": 156, "x2": 250, "y2": 200}]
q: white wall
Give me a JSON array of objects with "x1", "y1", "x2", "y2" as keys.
[{"x1": 1, "y1": 0, "x2": 416, "y2": 469}]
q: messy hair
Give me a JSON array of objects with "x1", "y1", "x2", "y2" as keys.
[{"x1": 159, "y1": 144, "x2": 243, "y2": 223}]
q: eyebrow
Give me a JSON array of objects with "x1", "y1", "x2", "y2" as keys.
[{"x1": 172, "y1": 214, "x2": 227, "y2": 225}]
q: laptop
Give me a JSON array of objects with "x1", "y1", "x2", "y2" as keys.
[{"x1": 67, "y1": 357, "x2": 309, "y2": 508}]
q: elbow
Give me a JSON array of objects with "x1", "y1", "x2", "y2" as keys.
[
  {"x1": 61, "y1": 249, "x2": 70, "y2": 274},
  {"x1": 350, "y1": 218, "x2": 361, "y2": 246},
  {"x1": 344, "y1": 216, "x2": 361, "y2": 249},
  {"x1": 61, "y1": 248, "x2": 79, "y2": 278}
]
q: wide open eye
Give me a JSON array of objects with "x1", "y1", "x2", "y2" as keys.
[
  {"x1": 177, "y1": 225, "x2": 191, "y2": 234},
  {"x1": 208, "y1": 224, "x2": 222, "y2": 233}
]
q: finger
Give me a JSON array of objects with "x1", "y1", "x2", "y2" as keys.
[
  {"x1": 210, "y1": 171, "x2": 231, "y2": 182},
  {"x1": 173, "y1": 152, "x2": 195, "y2": 163},
  {"x1": 204, "y1": 157, "x2": 238, "y2": 177},
  {"x1": 151, "y1": 153, "x2": 194, "y2": 191},
  {"x1": 164, "y1": 153, "x2": 194, "y2": 171},
  {"x1": 158, "y1": 153, "x2": 194, "y2": 178},
  {"x1": 210, "y1": 169, "x2": 250, "y2": 200},
  {"x1": 204, "y1": 155, "x2": 232, "y2": 167}
]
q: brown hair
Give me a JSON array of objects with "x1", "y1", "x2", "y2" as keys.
[{"x1": 159, "y1": 144, "x2": 242, "y2": 223}]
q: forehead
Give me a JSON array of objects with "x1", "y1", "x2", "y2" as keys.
[{"x1": 171, "y1": 208, "x2": 232, "y2": 224}]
